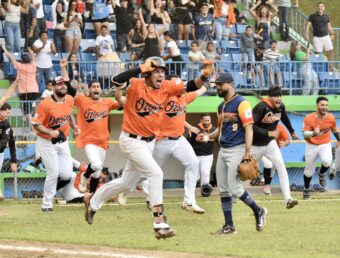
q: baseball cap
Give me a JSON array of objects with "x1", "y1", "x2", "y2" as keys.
[
  {"x1": 210, "y1": 72, "x2": 234, "y2": 84},
  {"x1": 53, "y1": 76, "x2": 69, "y2": 85},
  {"x1": 268, "y1": 86, "x2": 282, "y2": 97}
]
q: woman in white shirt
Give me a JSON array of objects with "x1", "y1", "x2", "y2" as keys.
[{"x1": 0, "y1": 0, "x2": 22, "y2": 52}]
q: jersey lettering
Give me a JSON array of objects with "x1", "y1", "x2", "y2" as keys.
[
  {"x1": 48, "y1": 114, "x2": 72, "y2": 130},
  {"x1": 261, "y1": 112, "x2": 281, "y2": 124},
  {"x1": 135, "y1": 98, "x2": 162, "y2": 117},
  {"x1": 84, "y1": 109, "x2": 109, "y2": 123}
]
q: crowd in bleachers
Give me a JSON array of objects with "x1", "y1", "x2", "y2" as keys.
[{"x1": 0, "y1": 0, "x2": 339, "y2": 95}]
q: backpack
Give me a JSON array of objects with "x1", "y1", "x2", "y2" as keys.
[{"x1": 92, "y1": 0, "x2": 109, "y2": 20}]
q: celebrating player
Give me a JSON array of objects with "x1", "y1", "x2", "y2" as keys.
[
  {"x1": 262, "y1": 124, "x2": 290, "y2": 195},
  {"x1": 32, "y1": 74, "x2": 84, "y2": 212},
  {"x1": 302, "y1": 96, "x2": 339, "y2": 199},
  {"x1": 84, "y1": 57, "x2": 186, "y2": 239},
  {"x1": 329, "y1": 132, "x2": 340, "y2": 179},
  {"x1": 197, "y1": 72, "x2": 267, "y2": 234},
  {"x1": 251, "y1": 87, "x2": 299, "y2": 209}
]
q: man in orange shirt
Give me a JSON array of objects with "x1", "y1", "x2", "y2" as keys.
[
  {"x1": 85, "y1": 57, "x2": 188, "y2": 239},
  {"x1": 302, "y1": 96, "x2": 340, "y2": 199},
  {"x1": 262, "y1": 124, "x2": 290, "y2": 195},
  {"x1": 32, "y1": 74, "x2": 83, "y2": 212},
  {"x1": 68, "y1": 80, "x2": 120, "y2": 194}
]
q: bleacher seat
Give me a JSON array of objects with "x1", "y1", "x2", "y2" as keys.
[
  {"x1": 177, "y1": 40, "x2": 189, "y2": 54},
  {"x1": 51, "y1": 53, "x2": 61, "y2": 72},
  {"x1": 219, "y1": 53, "x2": 233, "y2": 72},
  {"x1": 85, "y1": 23, "x2": 96, "y2": 39},
  {"x1": 80, "y1": 39, "x2": 96, "y2": 52},
  {"x1": 282, "y1": 71, "x2": 303, "y2": 92},
  {"x1": 80, "y1": 53, "x2": 98, "y2": 81},
  {"x1": 222, "y1": 40, "x2": 240, "y2": 54},
  {"x1": 310, "y1": 54, "x2": 328, "y2": 73},
  {"x1": 236, "y1": 24, "x2": 247, "y2": 34},
  {"x1": 231, "y1": 53, "x2": 242, "y2": 71},
  {"x1": 229, "y1": 71, "x2": 250, "y2": 88},
  {"x1": 318, "y1": 71, "x2": 340, "y2": 94},
  {"x1": 279, "y1": 54, "x2": 290, "y2": 72}
]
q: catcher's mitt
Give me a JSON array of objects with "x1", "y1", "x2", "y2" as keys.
[
  {"x1": 238, "y1": 156, "x2": 260, "y2": 181},
  {"x1": 51, "y1": 130, "x2": 67, "y2": 144}
]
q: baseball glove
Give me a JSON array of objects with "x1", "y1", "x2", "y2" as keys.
[
  {"x1": 51, "y1": 130, "x2": 67, "y2": 144},
  {"x1": 238, "y1": 156, "x2": 260, "y2": 181}
]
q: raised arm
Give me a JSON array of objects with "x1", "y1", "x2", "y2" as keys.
[
  {"x1": 249, "y1": 2, "x2": 260, "y2": 19},
  {"x1": 138, "y1": 9, "x2": 148, "y2": 39},
  {"x1": 0, "y1": 78, "x2": 19, "y2": 108},
  {"x1": 305, "y1": 21, "x2": 311, "y2": 41}
]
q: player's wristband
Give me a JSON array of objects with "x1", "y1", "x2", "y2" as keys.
[{"x1": 334, "y1": 131, "x2": 340, "y2": 141}]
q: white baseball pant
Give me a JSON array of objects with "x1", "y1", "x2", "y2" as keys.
[
  {"x1": 197, "y1": 154, "x2": 213, "y2": 186},
  {"x1": 304, "y1": 142, "x2": 332, "y2": 177},
  {"x1": 90, "y1": 132, "x2": 163, "y2": 211},
  {"x1": 331, "y1": 146, "x2": 340, "y2": 173},
  {"x1": 153, "y1": 136, "x2": 199, "y2": 205},
  {"x1": 85, "y1": 144, "x2": 106, "y2": 178},
  {"x1": 252, "y1": 139, "x2": 292, "y2": 202},
  {"x1": 262, "y1": 156, "x2": 276, "y2": 178},
  {"x1": 58, "y1": 173, "x2": 84, "y2": 201},
  {"x1": 37, "y1": 137, "x2": 73, "y2": 209}
]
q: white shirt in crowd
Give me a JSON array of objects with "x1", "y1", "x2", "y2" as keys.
[
  {"x1": 188, "y1": 50, "x2": 205, "y2": 69},
  {"x1": 33, "y1": 0, "x2": 44, "y2": 19},
  {"x1": 167, "y1": 40, "x2": 181, "y2": 57},
  {"x1": 33, "y1": 39, "x2": 53, "y2": 69},
  {"x1": 96, "y1": 34, "x2": 114, "y2": 56},
  {"x1": 41, "y1": 89, "x2": 53, "y2": 98}
]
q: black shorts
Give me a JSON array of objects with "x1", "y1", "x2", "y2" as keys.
[
  {"x1": 92, "y1": 17, "x2": 109, "y2": 23},
  {"x1": 174, "y1": 8, "x2": 192, "y2": 25},
  {"x1": 19, "y1": 93, "x2": 41, "y2": 115}
]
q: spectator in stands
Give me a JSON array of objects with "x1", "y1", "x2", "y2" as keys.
[
  {"x1": 163, "y1": 30, "x2": 184, "y2": 76},
  {"x1": 305, "y1": 2, "x2": 336, "y2": 71},
  {"x1": 112, "y1": 0, "x2": 134, "y2": 52},
  {"x1": 52, "y1": 1, "x2": 67, "y2": 53},
  {"x1": 173, "y1": 0, "x2": 194, "y2": 40},
  {"x1": 213, "y1": 0, "x2": 236, "y2": 41},
  {"x1": 41, "y1": 80, "x2": 54, "y2": 99},
  {"x1": 188, "y1": 41, "x2": 206, "y2": 80},
  {"x1": 148, "y1": 0, "x2": 171, "y2": 32},
  {"x1": 263, "y1": 40, "x2": 282, "y2": 87},
  {"x1": 0, "y1": 0, "x2": 22, "y2": 52},
  {"x1": 128, "y1": 18, "x2": 145, "y2": 61},
  {"x1": 203, "y1": 41, "x2": 220, "y2": 60},
  {"x1": 250, "y1": 1, "x2": 277, "y2": 49},
  {"x1": 237, "y1": 16, "x2": 248, "y2": 25},
  {"x1": 90, "y1": 0, "x2": 110, "y2": 36},
  {"x1": 289, "y1": 41, "x2": 319, "y2": 95},
  {"x1": 192, "y1": 2, "x2": 214, "y2": 41},
  {"x1": 64, "y1": 0, "x2": 83, "y2": 53},
  {"x1": 140, "y1": 9, "x2": 163, "y2": 60},
  {"x1": 277, "y1": 0, "x2": 299, "y2": 42},
  {"x1": 2, "y1": 45, "x2": 40, "y2": 135},
  {"x1": 32, "y1": 0, "x2": 46, "y2": 37},
  {"x1": 95, "y1": 25, "x2": 114, "y2": 59},
  {"x1": 253, "y1": 43, "x2": 265, "y2": 87},
  {"x1": 68, "y1": 52, "x2": 82, "y2": 82},
  {"x1": 32, "y1": 31, "x2": 57, "y2": 93},
  {"x1": 21, "y1": 0, "x2": 37, "y2": 51}
]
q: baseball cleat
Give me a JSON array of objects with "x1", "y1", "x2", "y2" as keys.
[
  {"x1": 211, "y1": 225, "x2": 237, "y2": 235},
  {"x1": 84, "y1": 193, "x2": 95, "y2": 224},
  {"x1": 146, "y1": 201, "x2": 151, "y2": 210},
  {"x1": 79, "y1": 174, "x2": 88, "y2": 193},
  {"x1": 329, "y1": 167, "x2": 336, "y2": 180},
  {"x1": 303, "y1": 188, "x2": 311, "y2": 200},
  {"x1": 263, "y1": 185, "x2": 272, "y2": 195},
  {"x1": 153, "y1": 222, "x2": 176, "y2": 240},
  {"x1": 318, "y1": 173, "x2": 326, "y2": 188},
  {"x1": 181, "y1": 202, "x2": 205, "y2": 214},
  {"x1": 41, "y1": 207, "x2": 54, "y2": 212},
  {"x1": 255, "y1": 207, "x2": 267, "y2": 232},
  {"x1": 286, "y1": 199, "x2": 298, "y2": 209},
  {"x1": 117, "y1": 192, "x2": 127, "y2": 205}
]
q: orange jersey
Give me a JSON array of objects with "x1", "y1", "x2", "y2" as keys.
[
  {"x1": 122, "y1": 78, "x2": 184, "y2": 137},
  {"x1": 303, "y1": 112, "x2": 336, "y2": 145},
  {"x1": 158, "y1": 92, "x2": 197, "y2": 139},
  {"x1": 276, "y1": 124, "x2": 290, "y2": 146},
  {"x1": 32, "y1": 95, "x2": 74, "y2": 140},
  {"x1": 75, "y1": 94, "x2": 119, "y2": 149}
]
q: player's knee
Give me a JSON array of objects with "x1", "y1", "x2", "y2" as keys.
[
  {"x1": 90, "y1": 162, "x2": 102, "y2": 172},
  {"x1": 321, "y1": 159, "x2": 332, "y2": 168},
  {"x1": 91, "y1": 171, "x2": 101, "y2": 179}
]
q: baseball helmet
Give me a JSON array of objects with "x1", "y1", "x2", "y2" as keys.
[
  {"x1": 200, "y1": 184, "x2": 213, "y2": 197},
  {"x1": 145, "y1": 56, "x2": 166, "y2": 70}
]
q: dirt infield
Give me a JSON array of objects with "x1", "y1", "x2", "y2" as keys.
[{"x1": 0, "y1": 240, "x2": 232, "y2": 258}]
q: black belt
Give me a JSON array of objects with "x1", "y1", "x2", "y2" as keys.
[
  {"x1": 165, "y1": 136, "x2": 180, "y2": 140},
  {"x1": 128, "y1": 133, "x2": 155, "y2": 142}
]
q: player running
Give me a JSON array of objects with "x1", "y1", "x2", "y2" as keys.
[
  {"x1": 302, "y1": 96, "x2": 339, "y2": 199},
  {"x1": 251, "y1": 87, "x2": 299, "y2": 209}
]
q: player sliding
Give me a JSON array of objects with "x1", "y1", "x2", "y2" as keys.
[
  {"x1": 85, "y1": 57, "x2": 189, "y2": 239},
  {"x1": 302, "y1": 96, "x2": 340, "y2": 199}
]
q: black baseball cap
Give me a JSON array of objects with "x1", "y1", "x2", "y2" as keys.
[{"x1": 210, "y1": 72, "x2": 234, "y2": 84}]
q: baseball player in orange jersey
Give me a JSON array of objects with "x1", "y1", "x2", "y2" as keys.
[
  {"x1": 65, "y1": 78, "x2": 120, "y2": 194},
  {"x1": 302, "y1": 96, "x2": 340, "y2": 199},
  {"x1": 32, "y1": 75, "x2": 85, "y2": 212},
  {"x1": 329, "y1": 128, "x2": 340, "y2": 179},
  {"x1": 85, "y1": 57, "x2": 187, "y2": 239},
  {"x1": 262, "y1": 124, "x2": 290, "y2": 195}
]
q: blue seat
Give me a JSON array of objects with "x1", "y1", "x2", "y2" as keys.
[
  {"x1": 279, "y1": 54, "x2": 290, "y2": 72},
  {"x1": 84, "y1": 23, "x2": 96, "y2": 39},
  {"x1": 231, "y1": 53, "x2": 242, "y2": 71},
  {"x1": 51, "y1": 53, "x2": 61, "y2": 72},
  {"x1": 219, "y1": 53, "x2": 233, "y2": 72},
  {"x1": 80, "y1": 53, "x2": 97, "y2": 81},
  {"x1": 119, "y1": 52, "x2": 130, "y2": 62},
  {"x1": 282, "y1": 71, "x2": 303, "y2": 93},
  {"x1": 229, "y1": 71, "x2": 250, "y2": 88},
  {"x1": 225, "y1": 40, "x2": 240, "y2": 54},
  {"x1": 318, "y1": 72, "x2": 340, "y2": 94},
  {"x1": 236, "y1": 24, "x2": 247, "y2": 34},
  {"x1": 310, "y1": 54, "x2": 328, "y2": 73}
]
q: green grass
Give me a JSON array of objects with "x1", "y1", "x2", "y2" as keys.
[
  {"x1": 1, "y1": 194, "x2": 340, "y2": 257},
  {"x1": 299, "y1": 0, "x2": 340, "y2": 27}
]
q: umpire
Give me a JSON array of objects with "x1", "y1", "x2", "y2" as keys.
[{"x1": 197, "y1": 72, "x2": 267, "y2": 234}]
